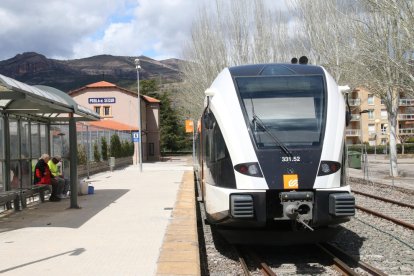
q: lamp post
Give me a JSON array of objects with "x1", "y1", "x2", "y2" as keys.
[
  {"x1": 359, "y1": 109, "x2": 369, "y2": 177},
  {"x1": 135, "y1": 58, "x2": 143, "y2": 172},
  {"x1": 374, "y1": 118, "x2": 380, "y2": 158},
  {"x1": 359, "y1": 109, "x2": 369, "y2": 144}
]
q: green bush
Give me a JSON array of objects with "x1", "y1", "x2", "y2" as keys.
[
  {"x1": 347, "y1": 143, "x2": 414, "y2": 154},
  {"x1": 110, "y1": 134, "x2": 122, "y2": 158},
  {"x1": 101, "y1": 137, "x2": 108, "y2": 161},
  {"x1": 93, "y1": 142, "x2": 101, "y2": 162},
  {"x1": 77, "y1": 144, "x2": 87, "y2": 165},
  {"x1": 121, "y1": 140, "x2": 134, "y2": 157}
]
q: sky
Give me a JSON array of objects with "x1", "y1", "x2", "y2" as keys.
[{"x1": 0, "y1": 0, "x2": 288, "y2": 61}]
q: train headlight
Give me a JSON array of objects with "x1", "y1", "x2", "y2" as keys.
[
  {"x1": 318, "y1": 161, "x2": 341, "y2": 176},
  {"x1": 234, "y1": 162, "x2": 263, "y2": 177}
]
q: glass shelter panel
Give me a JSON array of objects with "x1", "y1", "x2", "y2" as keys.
[
  {"x1": 0, "y1": 117, "x2": 4, "y2": 160},
  {"x1": 20, "y1": 120, "x2": 30, "y2": 158},
  {"x1": 40, "y1": 124, "x2": 48, "y2": 155},
  {"x1": 9, "y1": 119, "x2": 19, "y2": 159},
  {"x1": 31, "y1": 123, "x2": 40, "y2": 158},
  {"x1": 0, "y1": 162, "x2": 4, "y2": 192},
  {"x1": 20, "y1": 159, "x2": 31, "y2": 189},
  {"x1": 0, "y1": 117, "x2": 3, "y2": 191}
]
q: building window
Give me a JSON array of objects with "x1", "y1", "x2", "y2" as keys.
[
  {"x1": 149, "y1": 143, "x2": 154, "y2": 156},
  {"x1": 380, "y1": 124, "x2": 387, "y2": 134},
  {"x1": 103, "y1": 106, "x2": 111, "y2": 117},
  {"x1": 368, "y1": 124, "x2": 375, "y2": 134},
  {"x1": 381, "y1": 109, "x2": 387, "y2": 119},
  {"x1": 368, "y1": 94, "x2": 374, "y2": 105},
  {"x1": 94, "y1": 106, "x2": 101, "y2": 115},
  {"x1": 380, "y1": 98, "x2": 385, "y2": 105},
  {"x1": 368, "y1": 109, "x2": 374, "y2": 119}
]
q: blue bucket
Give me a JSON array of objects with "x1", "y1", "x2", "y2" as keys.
[{"x1": 88, "y1": 186, "x2": 94, "y2": 194}]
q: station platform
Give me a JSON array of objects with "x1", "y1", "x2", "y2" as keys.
[{"x1": 0, "y1": 156, "x2": 197, "y2": 276}]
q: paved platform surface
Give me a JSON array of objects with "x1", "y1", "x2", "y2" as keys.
[
  {"x1": 348, "y1": 154, "x2": 414, "y2": 191},
  {"x1": 0, "y1": 156, "x2": 194, "y2": 276}
]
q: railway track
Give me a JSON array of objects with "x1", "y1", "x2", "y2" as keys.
[
  {"x1": 353, "y1": 189, "x2": 414, "y2": 230},
  {"x1": 235, "y1": 243, "x2": 387, "y2": 276}
]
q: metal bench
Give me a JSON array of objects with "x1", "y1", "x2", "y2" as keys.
[
  {"x1": 0, "y1": 191, "x2": 20, "y2": 211},
  {"x1": 20, "y1": 185, "x2": 51, "y2": 208}
]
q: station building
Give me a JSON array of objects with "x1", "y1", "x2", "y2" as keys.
[{"x1": 68, "y1": 81, "x2": 161, "y2": 162}]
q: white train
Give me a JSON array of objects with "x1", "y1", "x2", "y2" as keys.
[{"x1": 194, "y1": 62, "x2": 355, "y2": 242}]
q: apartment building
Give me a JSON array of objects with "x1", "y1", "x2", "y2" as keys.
[{"x1": 346, "y1": 88, "x2": 414, "y2": 145}]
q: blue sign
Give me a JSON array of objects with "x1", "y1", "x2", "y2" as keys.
[
  {"x1": 88, "y1": 97, "x2": 116, "y2": 104},
  {"x1": 132, "y1": 131, "x2": 140, "y2": 142}
]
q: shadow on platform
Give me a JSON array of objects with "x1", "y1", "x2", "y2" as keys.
[{"x1": 0, "y1": 189, "x2": 129, "y2": 232}]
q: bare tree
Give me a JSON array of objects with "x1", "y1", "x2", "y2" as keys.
[
  {"x1": 351, "y1": 0, "x2": 414, "y2": 176},
  {"x1": 288, "y1": 0, "x2": 358, "y2": 83},
  {"x1": 181, "y1": 0, "x2": 291, "y2": 119}
]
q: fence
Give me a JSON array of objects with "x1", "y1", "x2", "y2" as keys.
[{"x1": 50, "y1": 122, "x2": 133, "y2": 178}]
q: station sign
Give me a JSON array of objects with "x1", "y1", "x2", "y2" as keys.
[
  {"x1": 185, "y1": 120, "x2": 194, "y2": 133},
  {"x1": 88, "y1": 97, "x2": 116, "y2": 104},
  {"x1": 132, "y1": 131, "x2": 140, "y2": 142}
]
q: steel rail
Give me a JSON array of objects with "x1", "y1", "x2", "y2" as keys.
[
  {"x1": 317, "y1": 243, "x2": 359, "y2": 276},
  {"x1": 356, "y1": 204, "x2": 414, "y2": 230},
  {"x1": 235, "y1": 246, "x2": 252, "y2": 276},
  {"x1": 248, "y1": 250, "x2": 277, "y2": 276},
  {"x1": 323, "y1": 243, "x2": 387, "y2": 276},
  {"x1": 352, "y1": 189, "x2": 414, "y2": 208}
]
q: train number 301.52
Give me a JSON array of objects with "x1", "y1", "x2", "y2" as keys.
[{"x1": 281, "y1": 156, "x2": 301, "y2": 162}]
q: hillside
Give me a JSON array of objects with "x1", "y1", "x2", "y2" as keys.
[{"x1": 0, "y1": 52, "x2": 184, "y2": 92}]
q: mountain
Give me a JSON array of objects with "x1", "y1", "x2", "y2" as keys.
[{"x1": 0, "y1": 52, "x2": 184, "y2": 92}]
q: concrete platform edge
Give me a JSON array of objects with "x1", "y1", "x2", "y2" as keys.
[{"x1": 155, "y1": 171, "x2": 201, "y2": 276}]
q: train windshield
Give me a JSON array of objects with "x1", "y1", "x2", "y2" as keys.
[{"x1": 236, "y1": 75, "x2": 325, "y2": 148}]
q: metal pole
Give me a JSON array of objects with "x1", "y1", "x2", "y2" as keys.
[
  {"x1": 86, "y1": 125, "x2": 90, "y2": 179},
  {"x1": 192, "y1": 119, "x2": 195, "y2": 165},
  {"x1": 69, "y1": 113, "x2": 80, "y2": 208},
  {"x1": 135, "y1": 59, "x2": 143, "y2": 172}
]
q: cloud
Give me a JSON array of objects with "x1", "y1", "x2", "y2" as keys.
[
  {"x1": 0, "y1": 0, "x2": 134, "y2": 60},
  {"x1": 73, "y1": 0, "x2": 200, "y2": 60},
  {"x1": 0, "y1": 0, "x2": 289, "y2": 61}
]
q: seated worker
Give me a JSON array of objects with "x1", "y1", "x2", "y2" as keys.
[
  {"x1": 48, "y1": 155, "x2": 69, "y2": 199},
  {"x1": 34, "y1": 154, "x2": 62, "y2": 202}
]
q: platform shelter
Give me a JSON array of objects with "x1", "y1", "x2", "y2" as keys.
[{"x1": 0, "y1": 74, "x2": 100, "y2": 209}]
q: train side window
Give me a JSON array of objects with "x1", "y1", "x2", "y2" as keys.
[{"x1": 213, "y1": 123, "x2": 226, "y2": 161}]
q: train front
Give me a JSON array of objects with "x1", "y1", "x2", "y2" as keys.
[{"x1": 203, "y1": 63, "x2": 355, "y2": 239}]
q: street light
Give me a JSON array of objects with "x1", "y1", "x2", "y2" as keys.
[
  {"x1": 135, "y1": 58, "x2": 143, "y2": 172},
  {"x1": 358, "y1": 109, "x2": 370, "y2": 177},
  {"x1": 374, "y1": 118, "x2": 381, "y2": 157},
  {"x1": 359, "y1": 109, "x2": 369, "y2": 144}
]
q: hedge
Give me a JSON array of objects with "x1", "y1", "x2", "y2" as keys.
[{"x1": 347, "y1": 143, "x2": 414, "y2": 154}]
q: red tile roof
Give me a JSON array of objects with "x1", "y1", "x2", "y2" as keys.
[
  {"x1": 88, "y1": 119, "x2": 138, "y2": 131},
  {"x1": 143, "y1": 95, "x2": 160, "y2": 103},
  {"x1": 69, "y1": 81, "x2": 160, "y2": 104},
  {"x1": 86, "y1": 81, "x2": 117, "y2": 88}
]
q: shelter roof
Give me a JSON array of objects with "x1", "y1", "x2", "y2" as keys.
[{"x1": 0, "y1": 74, "x2": 100, "y2": 122}]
